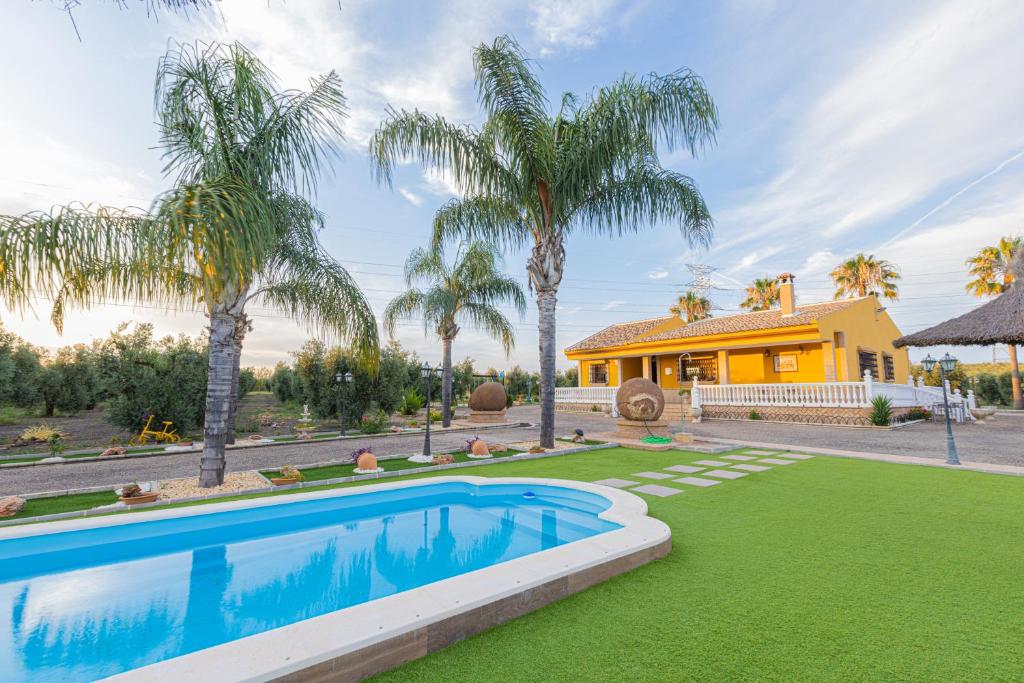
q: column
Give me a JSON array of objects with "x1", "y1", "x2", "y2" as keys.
[
  {"x1": 716, "y1": 349, "x2": 730, "y2": 384},
  {"x1": 821, "y1": 341, "x2": 837, "y2": 382},
  {"x1": 642, "y1": 355, "x2": 651, "y2": 379},
  {"x1": 614, "y1": 358, "x2": 622, "y2": 387},
  {"x1": 577, "y1": 360, "x2": 584, "y2": 387}
]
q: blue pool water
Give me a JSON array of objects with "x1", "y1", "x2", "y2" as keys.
[{"x1": 0, "y1": 481, "x2": 619, "y2": 681}]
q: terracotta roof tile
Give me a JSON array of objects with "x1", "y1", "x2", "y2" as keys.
[
  {"x1": 564, "y1": 316, "x2": 675, "y2": 352},
  {"x1": 566, "y1": 299, "x2": 863, "y2": 352}
]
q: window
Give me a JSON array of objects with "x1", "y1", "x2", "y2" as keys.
[
  {"x1": 588, "y1": 363, "x2": 608, "y2": 385},
  {"x1": 858, "y1": 349, "x2": 879, "y2": 379},
  {"x1": 679, "y1": 356, "x2": 717, "y2": 383},
  {"x1": 882, "y1": 353, "x2": 895, "y2": 382}
]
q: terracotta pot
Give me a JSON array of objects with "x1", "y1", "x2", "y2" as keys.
[
  {"x1": 470, "y1": 439, "x2": 490, "y2": 456},
  {"x1": 271, "y1": 477, "x2": 300, "y2": 486},
  {"x1": 356, "y1": 452, "x2": 378, "y2": 471},
  {"x1": 120, "y1": 492, "x2": 159, "y2": 505}
]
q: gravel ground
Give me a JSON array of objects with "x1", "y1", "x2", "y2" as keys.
[
  {"x1": 686, "y1": 414, "x2": 1024, "y2": 466},
  {"x1": 0, "y1": 407, "x2": 616, "y2": 496}
]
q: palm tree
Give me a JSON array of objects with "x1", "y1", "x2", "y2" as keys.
[
  {"x1": 369, "y1": 36, "x2": 718, "y2": 447},
  {"x1": 830, "y1": 253, "x2": 900, "y2": 300},
  {"x1": 0, "y1": 42, "x2": 378, "y2": 486},
  {"x1": 966, "y1": 235, "x2": 1023, "y2": 409},
  {"x1": 670, "y1": 290, "x2": 712, "y2": 322},
  {"x1": 384, "y1": 241, "x2": 526, "y2": 427},
  {"x1": 739, "y1": 276, "x2": 780, "y2": 311}
]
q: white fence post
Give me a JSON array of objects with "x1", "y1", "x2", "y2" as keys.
[
  {"x1": 863, "y1": 370, "x2": 874, "y2": 402},
  {"x1": 691, "y1": 377, "x2": 701, "y2": 412}
]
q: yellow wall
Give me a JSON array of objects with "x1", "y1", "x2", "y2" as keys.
[
  {"x1": 620, "y1": 357, "x2": 643, "y2": 383},
  {"x1": 763, "y1": 343, "x2": 825, "y2": 383},
  {"x1": 580, "y1": 359, "x2": 617, "y2": 387},
  {"x1": 658, "y1": 354, "x2": 681, "y2": 389},
  {"x1": 817, "y1": 297, "x2": 910, "y2": 382},
  {"x1": 728, "y1": 348, "x2": 768, "y2": 383}
]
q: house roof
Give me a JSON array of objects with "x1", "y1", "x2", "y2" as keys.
[
  {"x1": 564, "y1": 316, "x2": 675, "y2": 352},
  {"x1": 894, "y1": 284, "x2": 1024, "y2": 347},
  {"x1": 566, "y1": 299, "x2": 863, "y2": 353}
]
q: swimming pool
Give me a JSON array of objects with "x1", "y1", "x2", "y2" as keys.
[{"x1": 0, "y1": 477, "x2": 668, "y2": 682}]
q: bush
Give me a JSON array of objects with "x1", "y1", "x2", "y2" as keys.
[
  {"x1": 907, "y1": 407, "x2": 932, "y2": 421},
  {"x1": 429, "y1": 409, "x2": 442, "y2": 424},
  {"x1": 17, "y1": 424, "x2": 64, "y2": 444},
  {"x1": 974, "y1": 371, "x2": 1013, "y2": 407},
  {"x1": 748, "y1": 410, "x2": 762, "y2": 420},
  {"x1": 399, "y1": 388, "x2": 425, "y2": 416},
  {"x1": 48, "y1": 434, "x2": 66, "y2": 457},
  {"x1": 358, "y1": 410, "x2": 390, "y2": 434},
  {"x1": 869, "y1": 395, "x2": 893, "y2": 426}
]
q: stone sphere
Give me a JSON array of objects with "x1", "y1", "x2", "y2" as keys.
[
  {"x1": 615, "y1": 378, "x2": 665, "y2": 421},
  {"x1": 356, "y1": 452, "x2": 377, "y2": 471},
  {"x1": 469, "y1": 382, "x2": 507, "y2": 411}
]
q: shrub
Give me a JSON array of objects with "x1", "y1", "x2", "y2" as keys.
[
  {"x1": 590, "y1": 404, "x2": 600, "y2": 412},
  {"x1": 428, "y1": 409, "x2": 442, "y2": 424},
  {"x1": 869, "y1": 395, "x2": 893, "y2": 426},
  {"x1": 18, "y1": 424, "x2": 64, "y2": 444},
  {"x1": 907, "y1": 407, "x2": 932, "y2": 421},
  {"x1": 399, "y1": 388, "x2": 425, "y2": 416},
  {"x1": 47, "y1": 434, "x2": 66, "y2": 457},
  {"x1": 358, "y1": 410, "x2": 390, "y2": 434},
  {"x1": 748, "y1": 410, "x2": 762, "y2": 420},
  {"x1": 279, "y1": 465, "x2": 304, "y2": 481}
]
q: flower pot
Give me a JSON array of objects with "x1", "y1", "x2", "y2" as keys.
[
  {"x1": 119, "y1": 492, "x2": 159, "y2": 505},
  {"x1": 271, "y1": 477, "x2": 300, "y2": 486},
  {"x1": 356, "y1": 452, "x2": 378, "y2": 471}
]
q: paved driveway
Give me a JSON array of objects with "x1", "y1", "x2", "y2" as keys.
[{"x1": 686, "y1": 415, "x2": 1024, "y2": 466}]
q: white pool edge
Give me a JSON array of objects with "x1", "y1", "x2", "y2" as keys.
[{"x1": 4, "y1": 476, "x2": 670, "y2": 682}]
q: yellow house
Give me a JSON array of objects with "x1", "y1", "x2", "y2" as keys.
[{"x1": 565, "y1": 275, "x2": 910, "y2": 391}]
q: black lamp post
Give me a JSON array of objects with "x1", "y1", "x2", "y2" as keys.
[
  {"x1": 922, "y1": 352, "x2": 960, "y2": 465},
  {"x1": 409, "y1": 362, "x2": 436, "y2": 463},
  {"x1": 335, "y1": 371, "x2": 353, "y2": 436}
]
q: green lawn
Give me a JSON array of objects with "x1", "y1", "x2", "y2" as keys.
[
  {"x1": 8, "y1": 490, "x2": 119, "y2": 520},
  {"x1": 358, "y1": 447, "x2": 1024, "y2": 681}
]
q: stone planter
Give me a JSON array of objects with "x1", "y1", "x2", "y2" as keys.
[
  {"x1": 270, "y1": 477, "x2": 300, "y2": 486},
  {"x1": 119, "y1": 492, "x2": 159, "y2": 505}
]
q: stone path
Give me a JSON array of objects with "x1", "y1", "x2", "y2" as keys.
[{"x1": 597, "y1": 447, "x2": 815, "y2": 499}]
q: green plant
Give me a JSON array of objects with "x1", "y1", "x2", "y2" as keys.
[
  {"x1": 591, "y1": 404, "x2": 600, "y2": 412},
  {"x1": 279, "y1": 465, "x2": 304, "y2": 481},
  {"x1": 429, "y1": 409, "x2": 442, "y2": 424},
  {"x1": 47, "y1": 434, "x2": 66, "y2": 457},
  {"x1": 17, "y1": 424, "x2": 64, "y2": 444},
  {"x1": 906, "y1": 407, "x2": 932, "y2": 421},
  {"x1": 748, "y1": 410, "x2": 762, "y2": 420},
  {"x1": 399, "y1": 388, "x2": 425, "y2": 416},
  {"x1": 358, "y1": 410, "x2": 390, "y2": 434},
  {"x1": 407, "y1": 420, "x2": 419, "y2": 428},
  {"x1": 369, "y1": 35, "x2": 718, "y2": 449},
  {"x1": 869, "y1": 395, "x2": 894, "y2": 426}
]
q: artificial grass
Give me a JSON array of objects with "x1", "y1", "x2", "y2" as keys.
[
  {"x1": 261, "y1": 448, "x2": 525, "y2": 482},
  {"x1": 361, "y1": 448, "x2": 1024, "y2": 681},
  {"x1": 8, "y1": 490, "x2": 118, "y2": 520}
]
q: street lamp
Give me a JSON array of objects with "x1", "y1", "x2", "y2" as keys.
[
  {"x1": 335, "y1": 371, "x2": 353, "y2": 436},
  {"x1": 409, "y1": 362, "x2": 435, "y2": 464},
  {"x1": 922, "y1": 352, "x2": 960, "y2": 465}
]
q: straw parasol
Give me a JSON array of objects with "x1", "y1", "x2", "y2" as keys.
[{"x1": 893, "y1": 284, "x2": 1024, "y2": 347}]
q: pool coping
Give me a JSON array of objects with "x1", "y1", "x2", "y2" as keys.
[{"x1": 2, "y1": 476, "x2": 671, "y2": 682}]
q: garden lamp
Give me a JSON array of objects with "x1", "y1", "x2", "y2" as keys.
[
  {"x1": 921, "y1": 352, "x2": 960, "y2": 465},
  {"x1": 409, "y1": 363, "x2": 436, "y2": 464}
]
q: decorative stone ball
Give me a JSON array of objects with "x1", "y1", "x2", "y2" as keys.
[
  {"x1": 471, "y1": 439, "x2": 490, "y2": 456},
  {"x1": 469, "y1": 382, "x2": 507, "y2": 411},
  {"x1": 615, "y1": 377, "x2": 665, "y2": 421},
  {"x1": 0, "y1": 496, "x2": 25, "y2": 518},
  {"x1": 356, "y1": 451, "x2": 377, "y2": 471}
]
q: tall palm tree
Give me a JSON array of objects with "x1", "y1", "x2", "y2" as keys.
[
  {"x1": 670, "y1": 290, "x2": 712, "y2": 322},
  {"x1": 830, "y1": 253, "x2": 900, "y2": 300},
  {"x1": 383, "y1": 241, "x2": 526, "y2": 427},
  {"x1": 739, "y1": 276, "x2": 780, "y2": 311},
  {"x1": 966, "y1": 235, "x2": 1023, "y2": 409},
  {"x1": 369, "y1": 36, "x2": 718, "y2": 446},
  {"x1": 0, "y1": 42, "x2": 378, "y2": 486}
]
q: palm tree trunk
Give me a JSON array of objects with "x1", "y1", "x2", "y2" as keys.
[
  {"x1": 199, "y1": 311, "x2": 237, "y2": 488},
  {"x1": 536, "y1": 290, "x2": 558, "y2": 448},
  {"x1": 1010, "y1": 344, "x2": 1023, "y2": 410},
  {"x1": 441, "y1": 336, "x2": 454, "y2": 427},
  {"x1": 225, "y1": 315, "x2": 250, "y2": 445}
]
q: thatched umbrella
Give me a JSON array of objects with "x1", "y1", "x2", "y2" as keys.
[{"x1": 894, "y1": 259, "x2": 1023, "y2": 408}]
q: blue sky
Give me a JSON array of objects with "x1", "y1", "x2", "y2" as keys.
[{"x1": 2, "y1": 0, "x2": 1022, "y2": 370}]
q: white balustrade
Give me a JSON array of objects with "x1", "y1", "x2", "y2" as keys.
[{"x1": 554, "y1": 386, "x2": 619, "y2": 417}]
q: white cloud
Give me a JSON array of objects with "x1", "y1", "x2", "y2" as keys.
[
  {"x1": 398, "y1": 188, "x2": 423, "y2": 206},
  {"x1": 530, "y1": 0, "x2": 621, "y2": 50},
  {"x1": 422, "y1": 168, "x2": 463, "y2": 198},
  {"x1": 647, "y1": 270, "x2": 669, "y2": 279},
  {"x1": 602, "y1": 300, "x2": 625, "y2": 310}
]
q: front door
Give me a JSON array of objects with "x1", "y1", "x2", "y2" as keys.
[{"x1": 650, "y1": 356, "x2": 659, "y2": 384}]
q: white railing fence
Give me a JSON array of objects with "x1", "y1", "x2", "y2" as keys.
[
  {"x1": 553, "y1": 386, "x2": 619, "y2": 417},
  {"x1": 691, "y1": 372, "x2": 973, "y2": 422}
]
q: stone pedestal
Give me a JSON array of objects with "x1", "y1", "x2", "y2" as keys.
[
  {"x1": 469, "y1": 408, "x2": 506, "y2": 424},
  {"x1": 613, "y1": 418, "x2": 669, "y2": 440},
  {"x1": 673, "y1": 431, "x2": 694, "y2": 444}
]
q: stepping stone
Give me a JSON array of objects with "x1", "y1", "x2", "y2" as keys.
[
  {"x1": 722, "y1": 455, "x2": 757, "y2": 461},
  {"x1": 673, "y1": 476, "x2": 721, "y2": 488},
  {"x1": 631, "y1": 484, "x2": 683, "y2": 498},
  {"x1": 742, "y1": 449, "x2": 781, "y2": 456},
  {"x1": 593, "y1": 478, "x2": 640, "y2": 488},
  {"x1": 778, "y1": 453, "x2": 814, "y2": 460},
  {"x1": 703, "y1": 469, "x2": 748, "y2": 480},
  {"x1": 693, "y1": 460, "x2": 731, "y2": 467},
  {"x1": 633, "y1": 471, "x2": 675, "y2": 480},
  {"x1": 759, "y1": 458, "x2": 798, "y2": 465},
  {"x1": 732, "y1": 464, "x2": 772, "y2": 472},
  {"x1": 665, "y1": 464, "x2": 704, "y2": 474}
]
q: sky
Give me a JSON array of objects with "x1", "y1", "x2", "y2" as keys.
[{"x1": 1, "y1": 0, "x2": 1023, "y2": 371}]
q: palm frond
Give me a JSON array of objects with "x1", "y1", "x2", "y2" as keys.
[
  {"x1": 432, "y1": 195, "x2": 532, "y2": 249},
  {"x1": 461, "y1": 301, "x2": 516, "y2": 355}
]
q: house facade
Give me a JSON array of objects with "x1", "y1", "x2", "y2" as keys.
[{"x1": 564, "y1": 275, "x2": 910, "y2": 391}]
